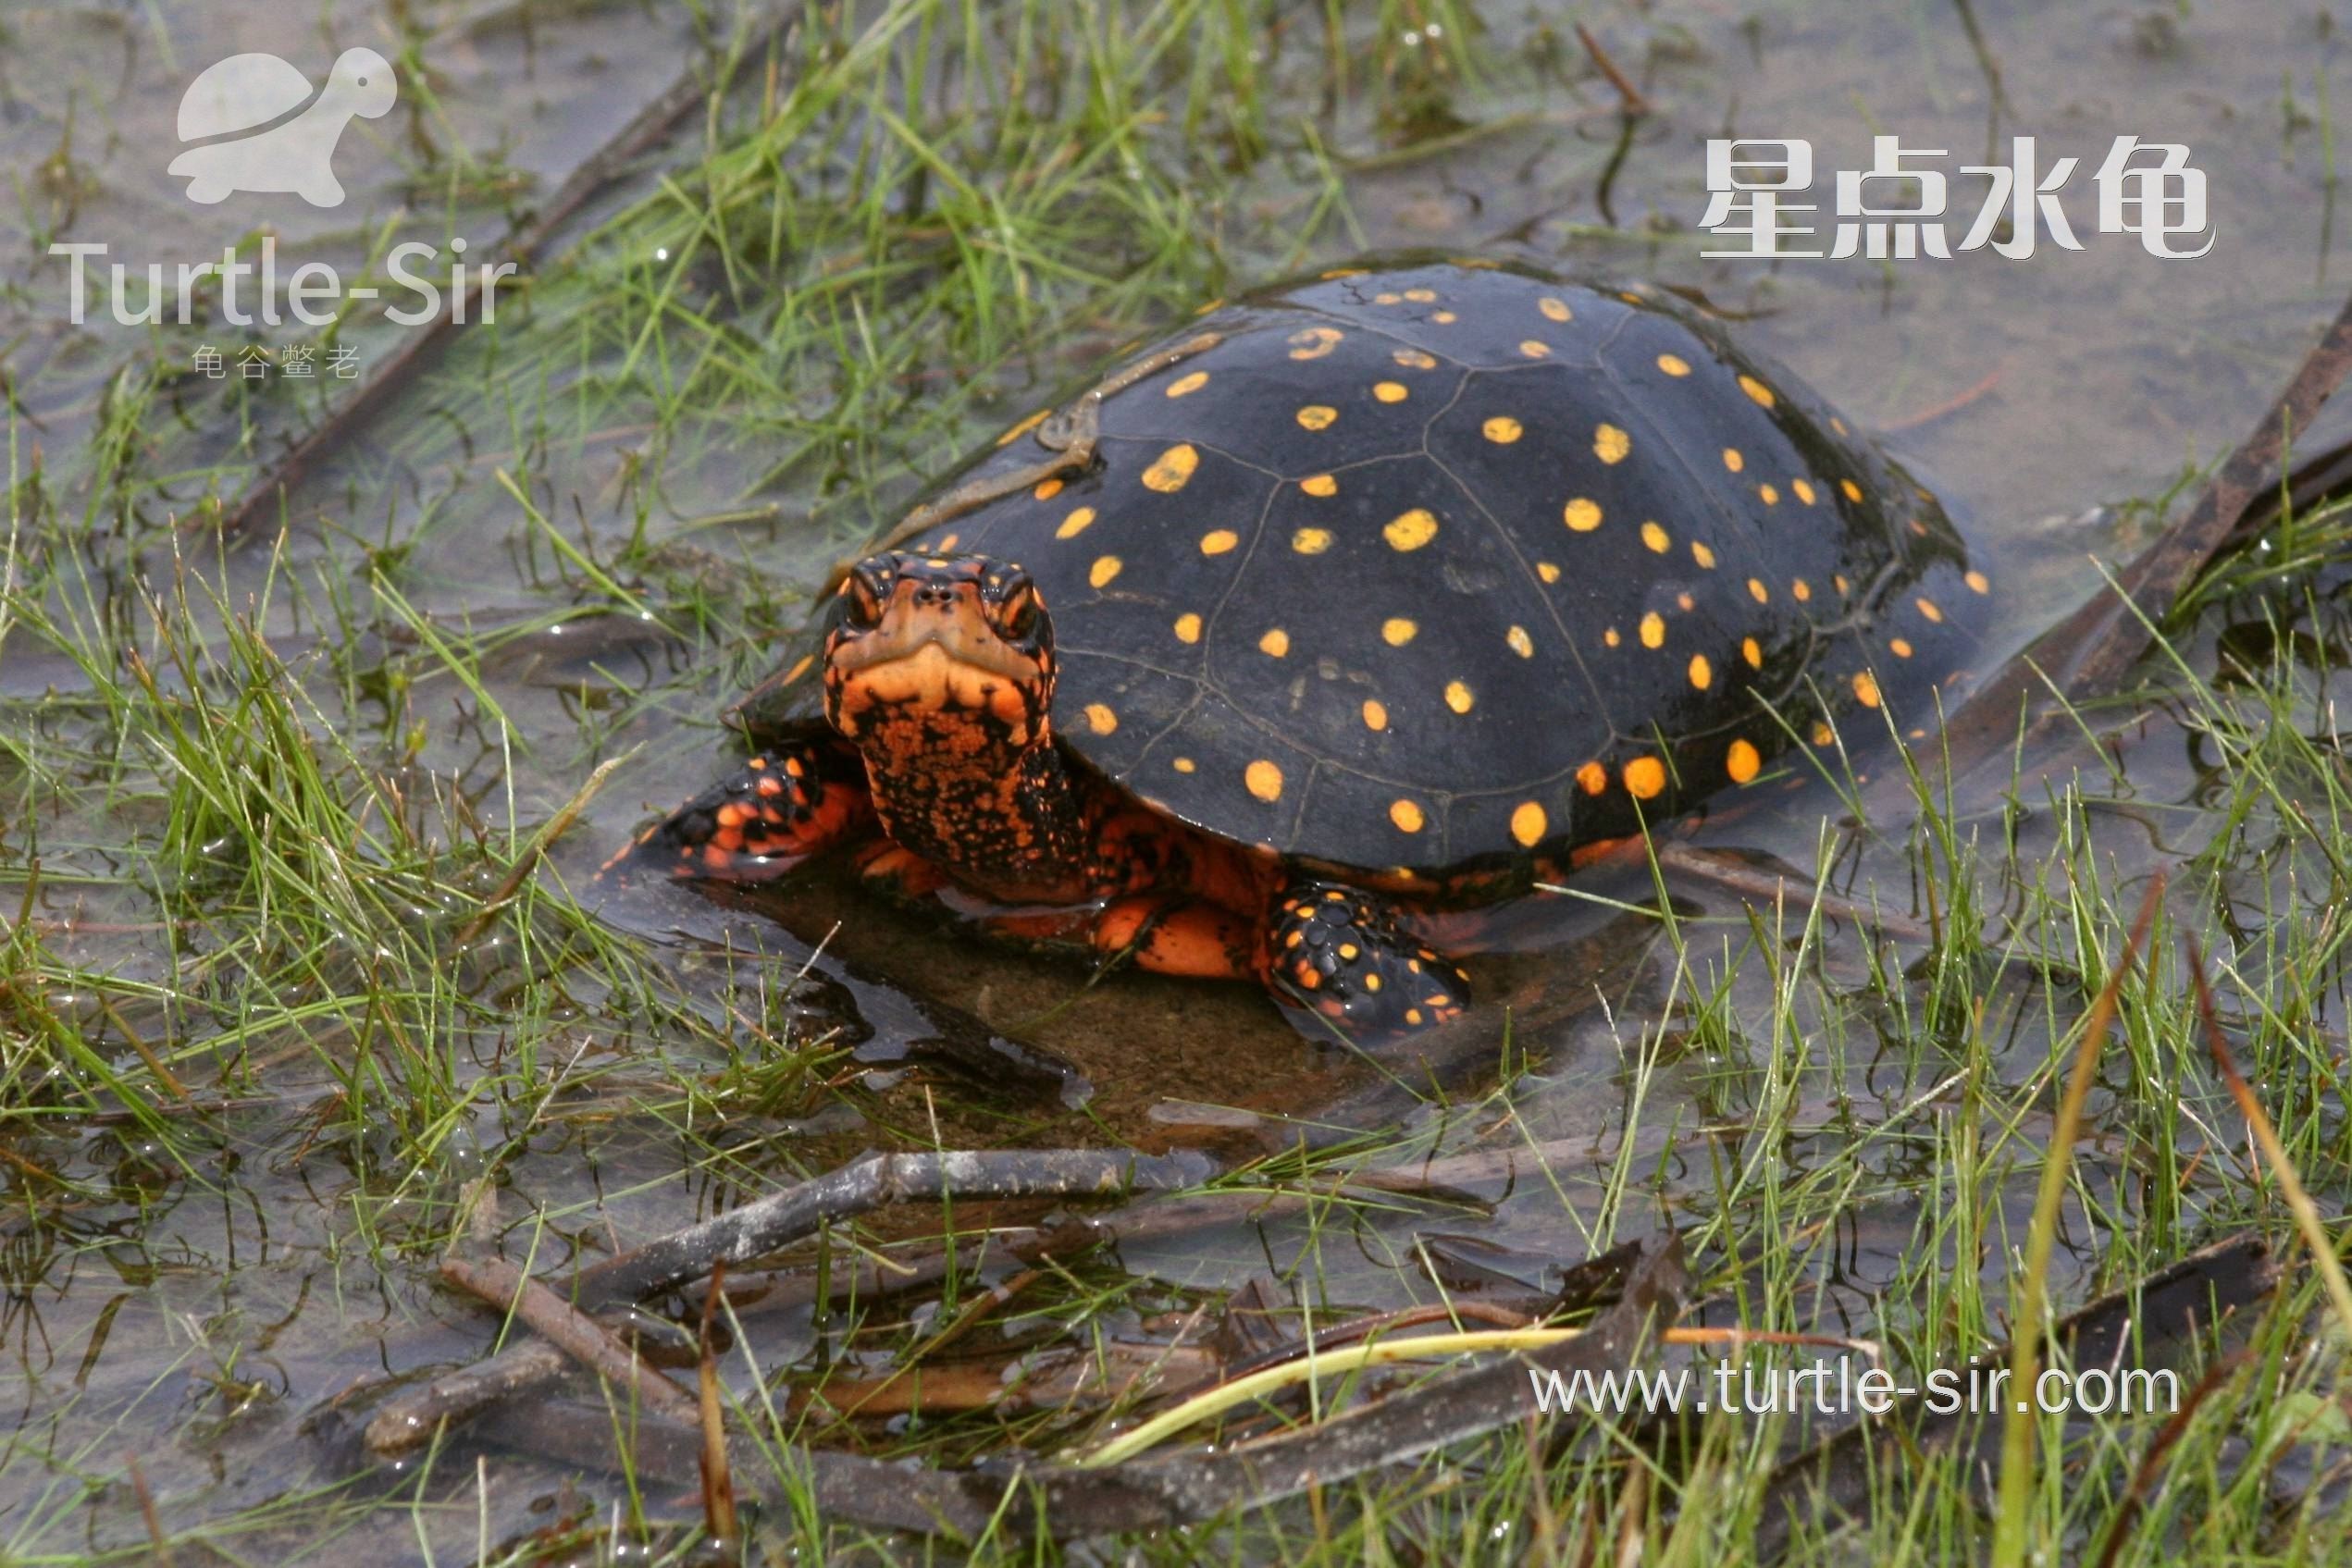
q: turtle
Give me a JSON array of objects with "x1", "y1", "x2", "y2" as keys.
[
  {"x1": 610, "y1": 260, "x2": 1985, "y2": 1043},
  {"x1": 167, "y1": 47, "x2": 395, "y2": 207}
]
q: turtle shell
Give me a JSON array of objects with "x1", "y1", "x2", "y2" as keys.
[
  {"x1": 753, "y1": 260, "x2": 1984, "y2": 891},
  {"x1": 177, "y1": 53, "x2": 316, "y2": 142}
]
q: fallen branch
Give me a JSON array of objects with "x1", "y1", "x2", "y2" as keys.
[
  {"x1": 439, "y1": 1256, "x2": 699, "y2": 1427},
  {"x1": 1751, "y1": 1229, "x2": 2279, "y2": 1563},
  {"x1": 363, "y1": 1147, "x2": 1212, "y2": 1456},
  {"x1": 474, "y1": 1231, "x2": 1689, "y2": 1538},
  {"x1": 1941, "y1": 280, "x2": 2352, "y2": 773}
]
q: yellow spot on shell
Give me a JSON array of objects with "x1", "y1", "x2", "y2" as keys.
[
  {"x1": 1392, "y1": 348, "x2": 1438, "y2": 369},
  {"x1": 1090, "y1": 555, "x2": 1122, "y2": 588},
  {"x1": 1382, "y1": 618, "x2": 1418, "y2": 647},
  {"x1": 1390, "y1": 798, "x2": 1427, "y2": 833},
  {"x1": 1505, "y1": 624, "x2": 1533, "y2": 658},
  {"x1": 1639, "y1": 611, "x2": 1665, "y2": 649},
  {"x1": 1915, "y1": 596, "x2": 1945, "y2": 623},
  {"x1": 1143, "y1": 444, "x2": 1199, "y2": 493},
  {"x1": 1840, "y1": 478, "x2": 1864, "y2": 503},
  {"x1": 1965, "y1": 569, "x2": 1991, "y2": 595},
  {"x1": 1692, "y1": 541, "x2": 1716, "y2": 569},
  {"x1": 1657, "y1": 353, "x2": 1691, "y2": 377},
  {"x1": 1738, "y1": 374, "x2": 1776, "y2": 409},
  {"x1": 1623, "y1": 756, "x2": 1666, "y2": 799},
  {"x1": 1603, "y1": 627, "x2": 1621, "y2": 648},
  {"x1": 1384, "y1": 509, "x2": 1439, "y2": 550},
  {"x1": 1288, "y1": 326, "x2": 1343, "y2": 360},
  {"x1": 1747, "y1": 577, "x2": 1769, "y2": 603},
  {"x1": 1889, "y1": 636, "x2": 1913, "y2": 658},
  {"x1": 1319, "y1": 267, "x2": 1364, "y2": 279},
  {"x1": 1813, "y1": 721, "x2": 1837, "y2": 747},
  {"x1": 1301, "y1": 474, "x2": 1338, "y2": 497},
  {"x1": 1595, "y1": 424, "x2": 1630, "y2": 463},
  {"x1": 1373, "y1": 292, "x2": 1400, "y2": 305},
  {"x1": 1759, "y1": 483, "x2": 1780, "y2": 505},
  {"x1": 1852, "y1": 671, "x2": 1882, "y2": 708},
  {"x1": 1373, "y1": 380, "x2": 1409, "y2": 403},
  {"x1": 1539, "y1": 296, "x2": 1573, "y2": 323},
  {"x1": 1722, "y1": 447, "x2": 1745, "y2": 473},
  {"x1": 1258, "y1": 628, "x2": 1290, "y2": 657},
  {"x1": 1640, "y1": 521, "x2": 1670, "y2": 554},
  {"x1": 1741, "y1": 636, "x2": 1763, "y2": 669},
  {"x1": 1245, "y1": 760, "x2": 1284, "y2": 801},
  {"x1": 1689, "y1": 654, "x2": 1713, "y2": 690},
  {"x1": 1297, "y1": 404, "x2": 1338, "y2": 430},
  {"x1": 1537, "y1": 561, "x2": 1562, "y2": 583},
  {"x1": 1056, "y1": 507, "x2": 1096, "y2": 539},
  {"x1": 1793, "y1": 478, "x2": 1817, "y2": 504},
  {"x1": 1563, "y1": 497, "x2": 1603, "y2": 532},
  {"x1": 1432, "y1": 310, "x2": 1457, "y2": 323},
  {"x1": 1483, "y1": 416, "x2": 1523, "y2": 443},
  {"x1": 1444, "y1": 680, "x2": 1474, "y2": 714},
  {"x1": 1362, "y1": 699, "x2": 1389, "y2": 731},
  {"x1": 1518, "y1": 340, "x2": 1552, "y2": 359},
  {"x1": 1511, "y1": 801, "x2": 1548, "y2": 846},
  {"x1": 1034, "y1": 477, "x2": 1063, "y2": 501},
  {"x1": 1727, "y1": 738, "x2": 1761, "y2": 784},
  {"x1": 1083, "y1": 703, "x2": 1119, "y2": 735},
  {"x1": 1173, "y1": 756, "x2": 1196, "y2": 772},
  {"x1": 1404, "y1": 287, "x2": 1438, "y2": 302},
  {"x1": 1792, "y1": 578, "x2": 1812, "y2": 602},
  {"x1": 1834, "y1": 574, "x2": 1850, "y2": 595},
  {"x1": 1166, "y1": 369, "x2": 1209, "y2": 398},
  {"x1": 1292, "y1": 527, "x2": 1332, "y2": 555},
  {"x1": 1173, "y1": 611, "x2": 1202, "y2": 643},
  {"x1": 997, "y1": 409, "x2": 1050, "y2": 446},
  {"x1": 1199, "y1": 528, "x2": 1238, "y2": 555}
]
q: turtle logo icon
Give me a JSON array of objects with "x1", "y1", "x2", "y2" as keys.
[{"x1": 167, "y1": 48, "x2": 395, "y2": 206}]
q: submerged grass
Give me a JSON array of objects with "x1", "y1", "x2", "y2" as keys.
[{"x1": 2, "y1": 0, "x2": 2350, "y2": 1562}]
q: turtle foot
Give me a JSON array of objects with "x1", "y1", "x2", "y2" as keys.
[
  {"x1": 600, "y1": 748, "x2": 869, "y2": 884},
  {"x1": 1264, "y1": 882, "x2": 1470, "y2": 1043}
]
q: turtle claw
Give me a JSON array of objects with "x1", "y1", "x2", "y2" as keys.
[{"x1": 1264, "y1": 882, "x2": 1470, "y2": 1043}]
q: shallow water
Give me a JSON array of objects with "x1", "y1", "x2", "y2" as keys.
[{"x1": 3, "y1": 0, "x2": 2348, "y2": 1555}]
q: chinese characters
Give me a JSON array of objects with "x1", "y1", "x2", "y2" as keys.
[{"x1": 1701, "y1": 136, "x2": 2214, "y2": 260}]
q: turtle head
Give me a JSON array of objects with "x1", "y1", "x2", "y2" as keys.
[
  {"x1": 823, "y1": 552, "x2": 1057, "y2": 753},
  {"x1": 328, "y1": 48, "x2": 397, "y2": 119}
]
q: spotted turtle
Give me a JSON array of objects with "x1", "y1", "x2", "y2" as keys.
[{"x1": 614, "y1": 260, "x2": 1984, "y2": 1042}]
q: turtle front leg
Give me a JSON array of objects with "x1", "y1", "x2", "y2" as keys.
[
  {"x1": 604, "y1": 746, "x2": 871, "y2": 882},
  {"x1": 1263, "y1": 883, "x2": 1472, "y2": 1041}
]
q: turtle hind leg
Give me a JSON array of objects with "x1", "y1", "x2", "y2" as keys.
[
  {"x1": 600, "y1": 747, "x2": 870, "y2": 883},
  {"x1": 1263, "y1": 882, "x2": 1470, "y2": 1042}
]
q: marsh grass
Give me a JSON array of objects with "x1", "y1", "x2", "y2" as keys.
[{"x1": 3, "y1": 0, "x2": 2350, "y2": 1562}]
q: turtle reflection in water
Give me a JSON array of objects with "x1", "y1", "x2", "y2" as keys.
[{"x1": 612, "y1": 261, "x2": 1984, "y2": 1043}]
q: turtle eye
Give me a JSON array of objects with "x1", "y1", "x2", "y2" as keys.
[
  {"x1": 997, "y1": 589, "x2": 1040, "y2": 641},
  {"x1": 839, "y1": 573, "x2": 885, "y2": 630}
]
